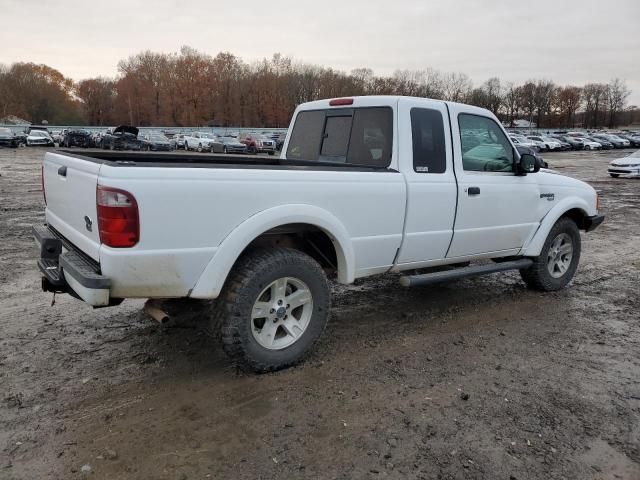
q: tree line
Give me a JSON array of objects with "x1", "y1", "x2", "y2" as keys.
[{"x1": 0, "y1": 46, "x2": 637, "y2": 128}]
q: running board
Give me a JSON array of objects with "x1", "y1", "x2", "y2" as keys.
[{"x1": 399, "y1": 258, "x2": 534, "y2": 287}]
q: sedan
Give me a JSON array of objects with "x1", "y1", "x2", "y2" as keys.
[
  {"x1": 576, "y1": 138, "x2": 601, "y2": 150},
  {"x1": 140, "y1": 133, "x2": 174, "y2": 151},
  {"x1": 211, "y1": 136, "x2": 249, "y2": 154},
  {"x1": 0, "y1": 127, "x2": 22, "y2": 148},
  {"x1": 608, "y1": 150, "x2": 640, "y2": 177},
  {"x1": 26, "y1": 130, "x2": 54, "y2": 147}
]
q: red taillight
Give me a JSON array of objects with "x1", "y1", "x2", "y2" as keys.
[
  {"x1": 41, "y1": 163, "x2": 46, "y2": 205},
  {"x1": 96, "y1": 185, "x2": 139, "y2": 248},
  {"x1": 329, "y1": 98, "x2": 354, "y2": 106}
]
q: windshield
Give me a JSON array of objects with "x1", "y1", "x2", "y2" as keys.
[
  {"x1": 0, "y1": 128, "x2": 12, "y2": 135},
  {"x1": 32, "y1": 131, "x2": 48, "y2": 137},
  {"x1": 149, "y1": 135, "x2": 167, "y2": 141}
]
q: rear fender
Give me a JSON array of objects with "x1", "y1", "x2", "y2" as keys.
[{"x1": 189, "y1": 204, "x2": 355, "y2": 299}]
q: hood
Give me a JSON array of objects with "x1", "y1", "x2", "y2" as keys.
[
  {"x1": 113, "y1": 125, "x2": 139, "y2": 136},
  {"x1": 610, "y1": 151, "x2": 640, "y2": 166}
]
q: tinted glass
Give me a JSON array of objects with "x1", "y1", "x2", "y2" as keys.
[
  {"x1": 458, "y1": 114, "x2": 514, "y2": 172},
  {"x1": 320, "y1": 116, "x2": 351, "y2": 159},
  {"x1": 286, "y1": 107, "x2": 393, "y2": 167},
  {"x1": 347, "y1": 108, "x2": 393, "y2": 167},
  {"x1": 286, "y1": 110, "x2": 325, "y2": 160},
  {"x1": 410, "y1": 108, "x2": 446, "y2": 173}
]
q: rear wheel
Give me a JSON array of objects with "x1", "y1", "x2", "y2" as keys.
[
  {"x1": 184, "y1": 142, "x2": 189, "y2": 151},
  {"x1": 520, "y1": 217, "x2": 581, "y2": 291},
  {"x1": 197, "y1": 143, "x2": 203, "y2": 153},
  {"x1": 219, "y1": 248, "x2": 330, "y2": 373}
]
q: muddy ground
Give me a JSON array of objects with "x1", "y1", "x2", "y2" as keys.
[{"x1": 1, "y1": 146, "x2": 639, "y2": 480}]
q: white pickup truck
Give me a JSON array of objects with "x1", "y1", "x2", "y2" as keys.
[{"x1": 34, "y1": 96, "x2": 604, "y2": 372}]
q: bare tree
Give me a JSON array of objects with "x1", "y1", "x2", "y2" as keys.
[{"x1": 606, "y1": 78, "x2": 630, "y2": 128}]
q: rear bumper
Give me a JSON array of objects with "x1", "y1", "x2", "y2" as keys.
[
  {"x1": 584, "y1": 214, "x2": 605, "y2": 232},
  {"x1": 33, "y1": 224, "x2": 113, "y2": 307}
]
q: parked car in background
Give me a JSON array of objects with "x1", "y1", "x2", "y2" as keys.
[
  {"x1": 0, "y1": 127, "x2": 23, "y2": 148},
  {"x1": 585, "y1": 136, "x2": 612, "y2": 149},
  {"x1": 51, "y1": 130, "x2": 65, "y2": 145},
  {"x1": 616, "y1": 134, "x2": 640, "y2": 147},
  {"x1": 184, "y1": 132, "x2": 216, "y2": 152},
  {"x1": 608, "y1": 150, "x2": 640, "y2": 177},
  {"x1": 528, "y1": 135, "x2": 562, "y2": 151},
  {"x1": 575, "y1": 137, "x2": 601, "y2": 150},
  {"x1": 509, "y1": 135, "x2": 539, "y2": 151},
  {"x1": 26, "y1": 130, "x2": 54, "y2": 147},
  {"x1": 592, "y1": 134, "x2": 628, "y2": 149},
  {"x1": 140, "y1": 133, "x2": 174, "y2": 151},
  {"x1": 547, "y1": 136, "x2": 571, "y2": 150},
  {"x1": 239, "y1": 132, "x2": 276, "y2": 154},
  {"x1": 171, "y1": 133, "x2": 186, "y2": 150},
  {"x1": 101, "y1": 125, "x2": 142, "y2": 150},
  {"x1": 524, "y1": 136, "x2": 548, "y2": 151},
  {"x1": 63, "y1": 129, "x2": 93, "y2": 148},
  {"x1": 211, "y1": 135, "x2": 248, "y2": 154},
  {"x1": 551, "y1": 134, "x2": 584, "y2": 150}
]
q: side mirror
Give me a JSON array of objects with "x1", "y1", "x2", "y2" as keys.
[{"x1": 516, "y1": 153, "x2": 539, "y2": 175}]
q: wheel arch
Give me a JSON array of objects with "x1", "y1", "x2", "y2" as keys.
[
  {"x1": 520, "y1": 198, "x2": 592, "y2": 257},
  {"x1": 190, "y1": 204, "x2": 355, "y2": 299}
]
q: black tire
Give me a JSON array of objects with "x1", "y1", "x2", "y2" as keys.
[
  {"x1": 609, "y1": 174, "x2": 619, "y2": 178},
  {"x1": 223, "y1": 146, "x2": 227, "y2": 154},
  {"x1": 197, "y1": 143, "x2": 203, "y2": 153},
  {"x1": 519, "y1": 217, "x2": 581, "y2": 291},
  {"x1": 220, "y1": 248, "x2": 330, "y2": 373},
  {"x1": 249, "y1": 145, "x2": 257, "y2": 154},
  {"x1": 268, "y1": 151, "x2": 275, "y2": 156},
  {"x1": 184, "y1": 142, "x2": 189, "y2": 151}
]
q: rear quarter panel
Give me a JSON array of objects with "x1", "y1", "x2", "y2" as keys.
[{"x1": 97, "y1": 165, "x2": 406, "y2": 298}]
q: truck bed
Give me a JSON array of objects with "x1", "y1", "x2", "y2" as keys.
[{"x1": 56, "y1": 150, "x2": 391, "y2": 171}]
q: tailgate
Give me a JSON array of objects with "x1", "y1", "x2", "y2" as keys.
[{"x1": 43, "y1": 152, "x2": 101, "y2": 260}]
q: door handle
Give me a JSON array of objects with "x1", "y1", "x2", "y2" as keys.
[
  {"x1": 467, "y1": 186, "x2": 480, "y2": 195},
  {"x1": 57, "y1": 166, "x2": 67, "y2": 177}
]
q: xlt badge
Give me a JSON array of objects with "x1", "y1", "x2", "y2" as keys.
[{"x1": 540, "y1": 193, "x2": 555, "y2": 201}]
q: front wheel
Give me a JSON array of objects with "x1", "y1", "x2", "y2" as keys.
[
  {"x1": 197, "y1": 143, "x2": 203, "y2": 153},
  {"x1": 520, "y1": 217, "x2": 581, "y2": 291},
  {"x1": 610, "y1": 173, "x2": 619, "y2": 178},
  {"x1": 219, "y1": 247, "x2": 330, "y2": 373}
]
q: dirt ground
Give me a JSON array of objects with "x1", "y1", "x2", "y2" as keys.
[{"x1": 1, "y1": 146, "x2": 639, "y2": 480}]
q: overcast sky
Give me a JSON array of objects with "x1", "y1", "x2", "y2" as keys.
[{"x1": 2, "y1": 0, "x2": 639, "y2": 104}]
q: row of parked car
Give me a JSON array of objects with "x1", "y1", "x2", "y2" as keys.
[
  {"x1": 0, "y1": 125, "x2": 288, "y2": 155},
  {"x1": 508, "y1": 130, "x2": 640, "y2": 152}
]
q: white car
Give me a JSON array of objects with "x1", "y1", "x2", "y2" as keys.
[
  {"x1": 525, "y1": 136, "x2": 549, "y2": 151},
  {"x1": 183, "y1": 132, "x2": 216, "y2": 152},
  {"x1": 608, "y1": 150, "x2": 640, "y2": 177},
  {"x1": 528, "y1": 135, "x2": 562, "y2": 151},
  {"x1": 34, "y1": 95, "x2": 603, "y2": 372},
  {"x1": 509, "y1": 135, "x2": 539, "y2": 151},
  {"x1": 576, "y1": 137, "x2": 601, "y2": 150},
  {"x1": 26, "y1": 130, "x2": 54, "y2": 146}
]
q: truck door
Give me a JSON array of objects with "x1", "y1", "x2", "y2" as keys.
[
  {"x1": 395, "y1": 98, "x2": 457, "y2": 266},
  {"x1": 446, "y1": 107, "x2": 541, "y2": 258}
]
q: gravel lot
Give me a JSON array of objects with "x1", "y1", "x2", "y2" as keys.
[{"x1": 1, "y1": 146, "x2": 639, "y2": 480}]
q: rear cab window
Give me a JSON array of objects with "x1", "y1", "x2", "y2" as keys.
[{"x1": 286, "y1": 107, "x2": 393, "y2": 168}]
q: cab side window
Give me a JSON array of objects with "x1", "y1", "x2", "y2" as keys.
[
  {"x1": 411, "y1": 108, "x2": 446, "y2": 173},
  {"x1": 458, "y1": 114, "x2": 514, "y2": 172}
]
